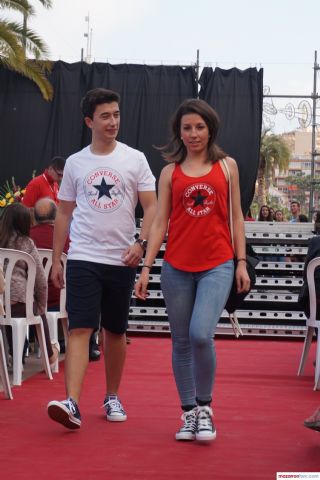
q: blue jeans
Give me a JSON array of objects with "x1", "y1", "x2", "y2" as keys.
[{"x1": 161, "y1": 259, "x2": 234, "y2": 407}]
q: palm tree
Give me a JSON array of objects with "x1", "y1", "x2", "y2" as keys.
[
  {"x1": 0, "y1": 0, "x2": 53, "y2": 100},
  {"x1": 257, "y1": 130, "x2": 291, "y2": 207}
]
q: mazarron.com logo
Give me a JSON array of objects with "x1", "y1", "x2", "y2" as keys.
[
  {"x1": 182, "y1": 182, "x2": 216, "y2": 217},
  {"x1": 84, "y1": 167, "x2": 125, "y2": 213}
]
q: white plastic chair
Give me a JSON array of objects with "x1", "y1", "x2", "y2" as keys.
[
  {"x1": 38, "y1": 249, "x2": 68, "y2": 373},
  {"x1": 0, "y1": 329, "x2": 13, "y2": 399},
  {"x1": 298, "y1": 256, "x2": 320, "y2": 390},
  {"x1": 0, "y1": 248, "x2": 53, "y2": 386}
]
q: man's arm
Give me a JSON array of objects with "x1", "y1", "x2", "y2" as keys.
[
  {"x1": 22, "y1": 179, "x2": 38, "y2": 207},
  {"x1": 122, "y1": 190, "x2": 157, "y2": 267},
  {"x1": 51, "y1": 200, "x2": 76, "y2": 288},
  {"x1": 137, "y1": 190, "x2": 158, "y2": 240}
]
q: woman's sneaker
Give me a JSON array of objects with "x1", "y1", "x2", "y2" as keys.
[
  {"x1": 175, "y1": 408, "x2": 197, "y2": 441},
  {"x1": 47, "y1": 398, "x2": 81, "y2": 429},
  {"x1": 196, "y1": 406, "x2": 216, "y2": 442},
  {"x1": 103, "y1": 395, "x2": 127, "y2": 422}
]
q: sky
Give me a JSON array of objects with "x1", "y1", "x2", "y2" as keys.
[{"x1": 16, "y1": 0, "x2": 320, "y2": 133}]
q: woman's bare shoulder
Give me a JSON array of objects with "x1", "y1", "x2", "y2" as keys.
[
  {"x1": 224, "y1": 156, "x2": 237, "y2": 168},
  {"x1": 160, "y1": 162, "x2": 176, "y2": 180}
]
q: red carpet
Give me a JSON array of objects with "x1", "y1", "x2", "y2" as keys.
[{"x1": 1, "y1": 337, "x2": 320, "y2": 479}]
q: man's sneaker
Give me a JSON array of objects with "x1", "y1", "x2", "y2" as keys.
[
  {"x1": 196, "y1": 406, "x2": 216, "y2": 442},
  {"x1": 175, "y1": 408, "x2": 197, "y2": 441},
  {"x1": 103, "y1": 395, "x2": 127, "y2": 422},
  {"x1": 47, "y1": 398, "x2": 81, "y2": 429}
]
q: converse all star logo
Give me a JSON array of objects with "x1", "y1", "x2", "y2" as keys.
[
  {"x1": 182, "y1": 183, "x2": 216, "y2": 217},
  {"x1": 84, "y1": 167, "x2": 125, "y2": 213}
]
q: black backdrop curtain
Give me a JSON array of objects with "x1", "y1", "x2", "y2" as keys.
[
  {"x1": 199, "y1": 67, "x2": 263, "y2": 214},
  {"x1": 0, "y1": 61, "x2": 197, "y2": 189},
  {"x1": 0, "y1": 62, "x2": 262, "y2": 213}
]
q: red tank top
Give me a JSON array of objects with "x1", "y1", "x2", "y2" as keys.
[{"x1": 164, "y1": 162, "x2": 234, "y2": 272}]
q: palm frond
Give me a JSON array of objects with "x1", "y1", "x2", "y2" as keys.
[
  {"x1": 0, "y1": 0, "x2": 53, "y2": 100},
  {"x1": 0, "y1": 0, "x2": 34, "y2": 17}
]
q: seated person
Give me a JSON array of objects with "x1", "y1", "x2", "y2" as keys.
[
  {"x1": 30, "y1": 198, "x2": 100, "y2": 360},
  {"x1": 0, "y1": 203, "x2": 59, "y2": 365}
]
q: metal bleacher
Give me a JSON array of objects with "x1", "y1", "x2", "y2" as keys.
[{"x1": 128, "y1": 221, "x2": 315, "y2": 338}]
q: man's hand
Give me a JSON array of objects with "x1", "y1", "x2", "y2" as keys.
[
  {"x1": 51, "y1": 261, "x2": 64, "y2": 289},
  {"x1": 121, "y1": 243, "x2": 144, "y2": 267}
]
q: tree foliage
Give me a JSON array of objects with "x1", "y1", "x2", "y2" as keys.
[
  {"x1": 0, "y1": 0, "x2": 53, "y2": 100},
  {"x1": 256, "y1": 130, "x2": 291, "y2": 207}
]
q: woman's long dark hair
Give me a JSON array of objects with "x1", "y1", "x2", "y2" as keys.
[
  {"x1": 157, "y1": 98, "x2": 227, "y2": 164},
  {"x1": 258, "y1": 205, "x2": 273, "y2": 222},
  {"x1": 0, "y1": 203, "x2": 31, "y2": 248}
]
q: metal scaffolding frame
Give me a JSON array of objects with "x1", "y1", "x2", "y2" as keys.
[{"x1": 264, "y1": 51, "x2": 320, "y2": 218}]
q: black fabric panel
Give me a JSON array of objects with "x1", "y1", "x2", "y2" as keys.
[
  {"x1": 0, "y1": 62, "x2": 197, "y2": 191},
  {"x1": 199, "y1": 67, "x2": 263, "y2": 214}
]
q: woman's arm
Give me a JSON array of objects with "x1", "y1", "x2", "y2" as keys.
[
  {"x1": 226, "y1": 157, "x2": 250, "y2": 293},
  {"x1": 29, "y1": 240, "x2": 48, "y2": 315},
  {"x1": 134, "y1": 164, "x2": 174, "y2": 299}
]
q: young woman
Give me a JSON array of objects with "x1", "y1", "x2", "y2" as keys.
[
  {"x1": 258, "y1": 205, "x2": 273, "y2": 221},
  {"x1": 135, "y1": 99, "x2": 250, "y2": 442},
  {"x1": 0, "y1": 203, "x2": 59, "y2": 365},
  {"x1": 274, "y1": 209, "x2": 284, "y2": 222}
]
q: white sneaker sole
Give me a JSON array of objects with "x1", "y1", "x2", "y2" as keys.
[
  {"x1": 47, "y1": 401, "x2": 81, "y2": 429},
  {"x1": 175, "y1": 432, "x2": 196, "y2": 441},
  {"x1": 106, "y1": 414, "x2": 127, "y2": 422},
  {"x1": 196, "y1": 430, "x2": 217, "y2": 442}
]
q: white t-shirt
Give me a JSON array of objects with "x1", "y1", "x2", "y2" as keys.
[{"x1": 58, "y1": 142, "x2": 156, "y2": 265}]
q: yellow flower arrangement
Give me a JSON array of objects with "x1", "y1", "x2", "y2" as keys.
[{"x1": 0, "y1": 178, "x2": 27, "y2": 209}]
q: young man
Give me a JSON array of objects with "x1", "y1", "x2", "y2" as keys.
[
  {"x1": 47, "y1": 88, "x2": 157, "y2": 429},
  {"x1": 289, "y1": 200, "x2": 301, "y2": 223}
]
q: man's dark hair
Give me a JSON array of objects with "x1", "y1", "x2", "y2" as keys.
[
  {"x1": 80, "y1": 88, "x2": 120, "y2": 119},
  {"x1": 290, "y1": 200, "x2": 300, "y2": 207},
  {"x1": 34, "y1": 198, "x2": 57, "y2": 224},
  {"x1": 49, "y1": 156, "x2": 65, "y2": 171}
]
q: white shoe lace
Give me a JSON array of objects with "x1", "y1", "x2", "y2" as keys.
[
  {"x1": 197, "y1": 406, "x2": 213, "y2": 430},
  {"x1": 181, "y1": 409, "x2": 197, "y2": 430},
  {"x1": 64, "y1": 398, "x2": 76, "y2": 415},
  {"x1": 103, "y1": 397, "x2": 124, "y2": 414}
]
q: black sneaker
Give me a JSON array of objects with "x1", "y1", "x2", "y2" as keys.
[
  {"x1": 47, "y1": 398, "x2": 82, "y2": 429},
  {"x1": 196, "y1": 406, "x2": 216, "y2": 442},
  {"x1": 103, "y1": 395, "x2": 127, "y2": 422},
  {"x1": 175, "y1": 408, "x2": 197, "y2": 441}
]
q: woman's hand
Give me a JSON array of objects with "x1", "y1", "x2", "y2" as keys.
[
  {"x1": 134, "y1": 269, "x2": 150, "y2": 300},
  {"x1": 235, "y1": 262, "x2": 251, "y2": 293}
]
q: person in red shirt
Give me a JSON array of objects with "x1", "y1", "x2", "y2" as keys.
[
  {"x1": 135, "y1": 99, "x2": 249, "y2": 443},
  {"x1": 22, "y1": 157, "x2": 65, "y2": 207}
]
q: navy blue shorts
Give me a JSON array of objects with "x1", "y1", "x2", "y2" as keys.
[{"x1": 66, "y1": 260, "x2": 136, "y2": 334}]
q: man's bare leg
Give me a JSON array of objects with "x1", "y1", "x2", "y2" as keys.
[
  {"x1": 103, "y1": 329, "x2": 126, "y2": 395},
  {"x1": 65, "y1": 328, "x2": 93, "y2": 403}
]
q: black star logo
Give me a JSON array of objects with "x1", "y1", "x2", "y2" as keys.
[
  {"x1": 191, "y1": 191, "x2": 207, "y2": 207},
  {"x1": 93, "y1": 177, "x2": 115, "y2": 199}
]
